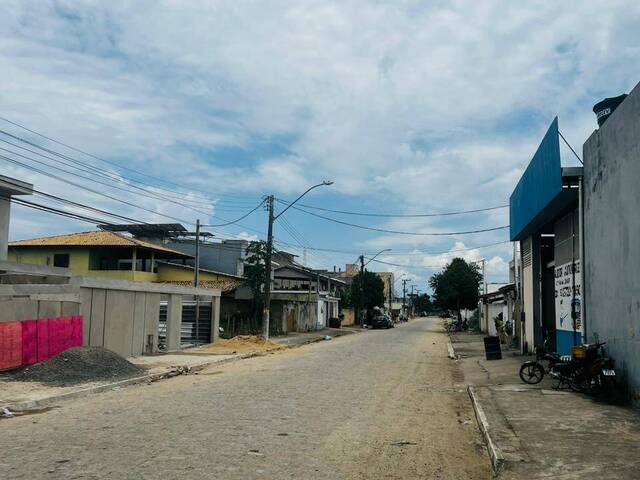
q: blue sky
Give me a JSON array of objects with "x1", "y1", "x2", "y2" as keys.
[{"x1": 1, "y1": 0, "x2": 639, "y2": 293}]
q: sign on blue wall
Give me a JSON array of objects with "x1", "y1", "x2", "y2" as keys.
[{"x1": 510, "y1": 118, "x2": 562, "y2": 241}]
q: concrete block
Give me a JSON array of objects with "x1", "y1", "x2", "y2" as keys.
[
  {"x1": 210, "y1": 296, "x2": 221, "y2": 343},
  {"x1": 165, "y1": 294, "x2": 182, "y2": 351},
  {"x1": 89, "y1": 289, "x2": 106, "y2": 347},
  {"x1": 62, "y1": 301, "x2": 80, "y2": 316},
  {"x1": 143, "y1": 293, "x2": 161, "y2": 354},
  {"x1": 130, "y1": 292, "x2": 146, "y2": 356},
  {"x1": 0, "y1": 299, "x2": 38, "y2": 322},
  {"x1": 103, "y1": 290, "x2": 135, "y2": 358},
  {"x1": 79, "y1": 288, "x2": 92, "y2": 345},
  {"x1": 37, "y1": 301, "x2": 63, "y2": 319}
]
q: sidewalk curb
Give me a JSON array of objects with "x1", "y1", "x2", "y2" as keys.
[
  {"x1": 1, "y1": 351, "x2": 261, "y2": 413},
  {"x1": 468, "y1": 385, "x2": 505, "y2": 474},
  {"x1": 447, "y1": 339, "x2": 457, "y2": 359},
  {"x1": 1, "y1": 331, "x2": 355, "y2": 414}
]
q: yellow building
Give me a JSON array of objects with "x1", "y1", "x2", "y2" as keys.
[{"x1": 8, "y1": 230, "x2": 244, "y2": 291}]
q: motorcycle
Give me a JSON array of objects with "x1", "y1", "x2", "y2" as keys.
[
  {"x1": 519, "y1": 340, "x2": 617, "y2": 397},
  {"x1": 519, "y1": 340, "x2": 579, "y2": 390}
]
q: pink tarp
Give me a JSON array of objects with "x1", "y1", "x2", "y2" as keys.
[
  {"x1": 0, "y1": 316, "x2": 83, "y2": 371},
  {"x1": 0, "y1": 321, "x2": 22, "y2": 371}
]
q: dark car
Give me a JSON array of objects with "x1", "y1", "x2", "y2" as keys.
[{"x1": 371, "y1": 314, "x2": 394, "y2": 329}]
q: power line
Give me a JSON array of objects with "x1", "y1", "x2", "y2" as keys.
[
  {"x1": 0, "y1": 116, "x2": 261, "y2": 202},
  {"x1": 203, "y1": 200, "x2": 265, "y2": 227},
  {"x1": 286, "y1": 204, "x2": 509, "y2": 236},
  {"x1": 0, "y1": 144, "x2": 216, "y2": 217},
  {"x1": 276, "y1": 198, "x2": 509, "y2": 217},
  {"x1": 0, "y1": 153, "x2": 197, "y2": 225}
]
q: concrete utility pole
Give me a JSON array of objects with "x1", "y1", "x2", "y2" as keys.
[
  {"x1": 359, "y1": 254, "x2": 365, "y2": 327},
  {"x1": 262, "y1": 195, "x2": 275, "y2": 340},
  {"x1": 402, "y1": 279, "x2": 408, "y2": 316},
  {"x1": 194, "y1": 218, "x2": 200, "y2": 346},
  {"x1": 262, "y1": 182, "x2": 333, "y2": 340}
]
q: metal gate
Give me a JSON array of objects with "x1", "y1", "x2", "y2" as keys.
[{"x1": 158, "y1": 300, "x2": 212, "y2": 348}]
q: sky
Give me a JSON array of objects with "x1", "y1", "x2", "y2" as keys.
[{"x1": 1, "y1": 0, "x2": 639, "y2": 294}]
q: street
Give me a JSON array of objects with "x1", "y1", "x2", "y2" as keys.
[{"x1": 1, "y1": 318, "x2": 490, "y2": 480}]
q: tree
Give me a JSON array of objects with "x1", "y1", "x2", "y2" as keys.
[
  {"x1": 413, "y1": 293, "x2": 431, "y2": 314},
  {"x1": 351, "y1": 270, "x2": 385, "y2": 317},
  {"x1": 429, "y1": 258, "x2": 482, "y2": 322},
  {"x1": 244, "y1": 241, "x2": 268, "y2": 326}
]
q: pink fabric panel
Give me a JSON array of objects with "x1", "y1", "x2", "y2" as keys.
[
  {"x1": 71, "y1": 316, "x2": 84, "y2": 347},
  {"x1": 21, "y1": 320, "x2": 38, "y2": 366},
  {"x1": 0, "y1": 321, "x2": 23, "y2": 371},
  {"x1": 48, "y1": 317, "x2": 65, "y2": 357},
  {"x1": 37, "y1": 318, "x2": 50, "y2": 362}
]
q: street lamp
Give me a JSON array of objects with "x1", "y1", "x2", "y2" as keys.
[
  {"x1": 262, "y1": 181, "x2": 333, "y2": 339},
  {"x1": 358, "y1": 248, "x2": 392, "y2": 327}
]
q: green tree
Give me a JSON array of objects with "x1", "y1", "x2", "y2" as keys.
[
  {"x1": 429, "y1": 258, "x2": 482, "y2": 322},
  {"x1": 413, "y1": 293, "x2": 431, "y2": 314},
  {"x1": 244, "y1": 241, "x2": 268, "y2": 325},
  {"x1": 351, "y1": 270, "x2": 385, "y2": 317}
]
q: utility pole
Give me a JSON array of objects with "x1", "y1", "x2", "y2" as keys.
[
  {"x1": 262, "y1": 195, "x2": 275, "y2": 340},
  {"x1": 402, "y1": 279, "x2": 408, "y2": 316},
  {"x1": 194, "y1": 219, "x2": 200, "y2": 346},
  {"x1": 410, "y1": 284, "x2": 414, "y2": 317},
  {"x1": 261, "y1": 181, "x2": 333, "y2": 340},
  {"x1": 359, "y1": 254, "x2": 365, "y2": 327}
]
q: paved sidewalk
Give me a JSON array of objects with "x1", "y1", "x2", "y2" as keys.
[{"x1": 451, "y1": 332, "x2": 640, "y2": 479}]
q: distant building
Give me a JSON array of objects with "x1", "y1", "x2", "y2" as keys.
[{"x1": 332, "y1": 263, "x2": 394, "y2": 309}]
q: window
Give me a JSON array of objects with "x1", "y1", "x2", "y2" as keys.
[{"x1": 53, "y1": 253, "x2": 70, "y2": 268}]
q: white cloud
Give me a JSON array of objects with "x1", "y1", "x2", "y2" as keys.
[{"x1": 1, "y1": 0, "x2": 638, "y2": 273}]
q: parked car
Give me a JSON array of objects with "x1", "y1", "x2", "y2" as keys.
[{"x1": 371, "y1": 314, "x2": 394, "y2": 329}]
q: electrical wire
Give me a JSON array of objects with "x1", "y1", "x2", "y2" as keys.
[
  {"x1": 203, "y1": 199, "x2": 265, "y2": 227},
  {"x1": 286, "y1": 204, "x2": 509, "y2": 236},
  {"x1": 276, "y1": 198, "x2": 509, "y2": 218},
  {"x1": 0, "y1": 153, "x2": 196, "y2": 225},
  {"x1": 0, "y1": 116, "x2": 261, "y2": 202}
]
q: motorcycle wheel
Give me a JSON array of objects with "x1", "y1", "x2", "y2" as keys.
[{"x1": 519, "y1": 362, "x2": 544, "y2": 384}]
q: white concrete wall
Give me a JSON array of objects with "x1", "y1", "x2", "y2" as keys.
[{"x1": 584, "y1": 82, "x2": 640, "y2": 401}]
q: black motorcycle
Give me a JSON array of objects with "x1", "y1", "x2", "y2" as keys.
[
  {"x1": 519, "y1": 340, "x2": 617, "y2": 396},
  {"x1": 519, "y1": 341, "x2": 579, "y2": 390}
]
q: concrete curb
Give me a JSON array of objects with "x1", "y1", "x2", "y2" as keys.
[
  {"x1": 468, "y1": 385, "x2": 504, "y2": 474},
  {"x1": 447, "y1": 339, "x2": 457, "y2": 359},
  {"x1": 1, "y1": 331, "x2": 355, "y2": 414},
  {"x1": 1, "y1": 351, "x2": 262, "y2": 413}
]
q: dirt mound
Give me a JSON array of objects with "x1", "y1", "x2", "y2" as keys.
[
  {"x1": 203, "y1": 335, "x2": 283, "y2": 354},
  {"x1": 12, "y1": 347, "x2": 145, "y2": 386}
]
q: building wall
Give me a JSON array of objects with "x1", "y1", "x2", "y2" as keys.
[
  {"x1": 155, "y1": 263, "x2": 233, "y2": 283},
  {"x1": 584, "y1": 82, "x2": 640, "y2": 401},
  {"x1": 164, "y1": 239, "x2": 247, "y2": 276},
  {"x1": 521, "y1": 236, "x2": 536, "y2": 353},
  {"x1": 553, "y1": 209, "x2": 582, "y2": 354},
  {"x1": 9, "y1": 247, "x2": 91, "y2": 274}
]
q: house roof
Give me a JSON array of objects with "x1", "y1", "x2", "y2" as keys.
[
  {"x1": 155, "y1": 261, "x2": 245, "y2": 279},
  {"x1": 159, "y1": 279, "x2": 244, "y2": 293},
  {"x1": 9, "y1": 231, "x2": 192, "y2": 257}
]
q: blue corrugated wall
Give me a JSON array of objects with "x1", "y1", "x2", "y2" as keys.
[{"x1": 510, "y1": 118, "x2": 563, "y2": 241}]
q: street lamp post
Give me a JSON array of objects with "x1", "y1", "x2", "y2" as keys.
[{"x1": 262, "y1": 181, "x2": 333, "y2": 340}]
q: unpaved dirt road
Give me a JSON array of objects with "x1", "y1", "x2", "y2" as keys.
[{"x1": 1, "y1": 317, "x2": 490, "y2": 479}]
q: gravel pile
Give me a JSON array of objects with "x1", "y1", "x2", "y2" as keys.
[{"x1": 12, "y1": 347, "x2": 145, "y2": 386}]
